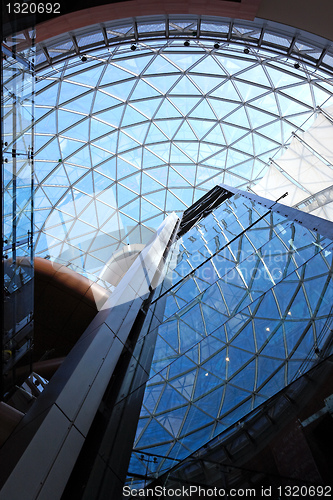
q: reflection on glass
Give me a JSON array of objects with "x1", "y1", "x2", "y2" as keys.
[{"x1": 2, "y1": 36, "x2": 35, "y2": 398}]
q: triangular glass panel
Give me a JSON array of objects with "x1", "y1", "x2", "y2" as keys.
[
  {"x1": 187, "y1": 118, "x2": 214, "y2": 139},
  {"x1": 38, "y1": 138, "x2": 61, "y2": 162},
  {"x1": 284, "y1": 319, "x2": 308, "y2": 357},
  {"x1": 171, "y1": 188, "x2": 194, "y2": 208},
  {"x1": 141, "y1": 147, "x2": 163, "y2": 168},
  {"x1": 120, "y1": 149, "x2": 143, "y2": 169},
  {"x1": 66, "y1": 219, "x2": 95, "y2": 239},
  {"x1": 157, "y1": 383, "x2": 189, "y2": 411},
  {"x1": 67, "y1": 64, "x2": 102, "y2": 87},
  {"x1": 260, "y1": 325, "x2": 286, "y2": 359},
  {"x1": 234, "y1": 80, "x2": 268, "y2": 102},
  {"x1": 169, "y1": 370, "x2": 197, "y2": 401},
  {"x1": 104, "y1": 80, "x2": 135, "y2": 101},
  {"x1": 145, "y1": 54, "x2": 181, "y2": 75},
  {"x1": 238, "y1": 64, "x2": 271, "y2": 87},
  {"x1": 93, "y1": 127, "x2": 115, "y2": 152},
  {"x1": 119, "y1": 172, "x2": 141, "y2": 194},
  {"x1": 90, "y1": 117, "x2": 116, "y2": 140},
  {"x1": 170, "y1": 144, "x2": 192, "y2": 163},
  {"x1": 117, "y1": 131, "x2": 140, "y2": 153},
  {"x1": 94, "y1": 106, "x2": 125, "y2": 128},
  {"x1": 230, "y1": 322, "x2": 256, "y2": 353},
  {"x1": 61, "y1": 91, "x2": 93, "y2": 114},
  {"x1": 201, "y1": 302, "x2": 227, "y2": 335},
  {"x1": 93, "y1": 90, "x2": 121, "y2": 114},
  {"x1": 117, "y1": 157, "x2": 139, "y2": 180},
  {"x1": 259, "y1": 367, "x2": 285, "y2": 396},
  {"x1": 95, "y1": 199, "x2": 116, "y2": 226},
  {"x1": 140, "y1": 198, "x2": 162, "y2": 220},
  {"x1": 145, "y1": 123, "x2": 169, "y2": 144},
  {"x1": 121, "y1": 105, "x2": 148, "y2": 127},
  {"x1": 96, "y1": 185, "x2": 117, "y2": 207},
  {"x1": 225, "y1": 106, "x2": 250, "y2": 128},
  {"x1": 44, "y1": 168, "x2": 68, "y2": 195},
  {"x1": 207, "y1": 97, "x2": 239, "y2": 120},
  {"x1": 89, "y1": 144, "x2": 112, "y2": 164},
  {"x1": 168, "y1": 96, "x2": 201, "y2": 117},
  {"x1": 144, "y1": 74, "x2": 181, "y2": 95},
  {"x1": 123, "y1": 199, "x2": 140, "y2": 222},
  {"x1": 164, "y1": 52, "x2": 204, "y2": 71},
  {"x1": 220, "y1": 384, "x2": 249, "y2": 415},
  {"x1": 195, "y1": 165, "x2": 220, "y2": 184},
  {"x1": 221, "y1": 123, "x2": 247, "y2": 144},
  {"x1": 246, "y1": 105, "x2": 276, "y2": 129},
  {"x1": 170, "y1": 76, "x2": 202, "y2": 96},
  {"x1": 303, "y1": 275, "x2": 328, "y2": 315},
  {"x1": 173, "y1": 120, "x2": 198, "y2": 141},
  {"x1": 193, "y1": 386, "x2": 224, "y2": 419},
  {"x1": 174, "y1": 142, "x2": 199, "y2": 162},
  {"x1": 64, "y1": 119, "x2": 90, "y2": 142},
  {"x1": 231, "y1": 135, "x2": 254, "y2": 157},
  {"x1": 125, "y1": 122, "x2": 150, "y2": 144},
  {"x1": 198, "y1": 143, "x2": 224, "y2": 162},
  {"x1": 130, "y1": 79, "x2": 161, "y2": 100},
  {"x1": 290, "y1": 326, "x2": 315, "y2": 360},
  {"x1": 168, "y1": 167, "x2": 193, "y2": 188},
  {"x1": 64, "y1": 162, "x2": 89, "y2": 183},
  {"x1": 190, "y1": 74, "x2": 222, "y2": 95},
  {"x1": 78, "y1": 200, "x2": 97, "y2": 225},
  {"x1": 59, "y1": 137, "x2": 85, "y2": 159},
  {"x1": 156, "y1": 407, "x2": 187, "y2": 437},
  {"x1": 146, "y1": 165, "x2": 169, "y2": 186},
  {"x1": 135, "y1": 418, "x2": 173, "y2": 447},
  {"x1": 201, "y1": 149, "x2": 227, "y2": 168},
  {"x1": 36, "y1": 110, "x2": 57, "y2": 134},
  {"x1": 130, "y1": 98, "x2": 163, "y2": 119},
  {"x1": 227, "y1": 345, "x2": 254, "y2": 377},
  {"x1": 142, "y1": 173, "x2": 164, "y2": 194},
  {"x1": 255, "y1": 290, "x2": 281, "y2": 320},
  {"x1": 277, "y1": 93, "x2": 312, "y2": 117},
  {"x1": 36, "y1": 84, "x2": 59, "y2": 107},
  {"x1": 75, "y1": 171, "x2": 94, "y2": 195},
  {"x1": 181, "y1": 405, "x2": 213, "y2": 436},
  {"x1": 41, "y1": 185, "x2": 68, "y2": 205},
  {"x1": 191, "y1": 56, "x2": 226, "y2": 77},
  {"x1": 146, "y1": 143, "x2": 170, "y2": 162},
  {"x1": 230, "y1": 359, "x2": 256, "y2": 391},
  {"x1": 189, "y1": 98, "x2": 216, "y2": 120},
  {"x1": 57, "y1": 191, "x2": 76, "y2": 217},
  {"x1": 154, "y1": 118, "x2": 183, "y2": 139},
  {"x1": 203, "y1": 124, "x2": 226, "y2": 146},
  {"x1": 251, "y1": 92, "x2": 280, "y2": 115},
  {"x1": 116, "y1": 54, "x2": 153, "y2": 75},
  {"x1": 193, "y1": 366, "x2": 223, "y2": 400},
  {"x1": 99, "y1": 64, "x2": 134, "y2": 86},
  {"x1": 211, "y1": 80, "x2": 240, "y2": 101},
  {"x1": 95, "y1": 157, "x2": 117, "y2": 180},
  {"x1": 257, "y1": 355, "x2": 284, "y2": 388}
]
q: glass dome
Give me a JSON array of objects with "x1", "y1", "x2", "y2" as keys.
[{"x1": 33, "y1": 18, "x2": 333, "y2": 280}]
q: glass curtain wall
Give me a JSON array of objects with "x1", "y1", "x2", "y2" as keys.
[
  {"x1": 126, "y1": 190, "x2": 333, "y2": 487},
  {"x1": 1, "y1": 33, "x2": 35, "y2": 399}
]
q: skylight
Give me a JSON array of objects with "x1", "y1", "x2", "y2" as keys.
[{"x1": 32, "y1": 19, "x2": 333, "y2": 280}]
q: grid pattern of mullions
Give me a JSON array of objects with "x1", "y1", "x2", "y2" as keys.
[
  {"x1": 126, "y1": 195, "x2": 333, "y2": 484},
  {"x1": 18, "y1": 30, "x2": 332, "y2": 276}
]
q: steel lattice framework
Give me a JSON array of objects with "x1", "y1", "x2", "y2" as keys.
[{"x1": 4, "y1": 15, "x2": 333, "y2": 279}]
